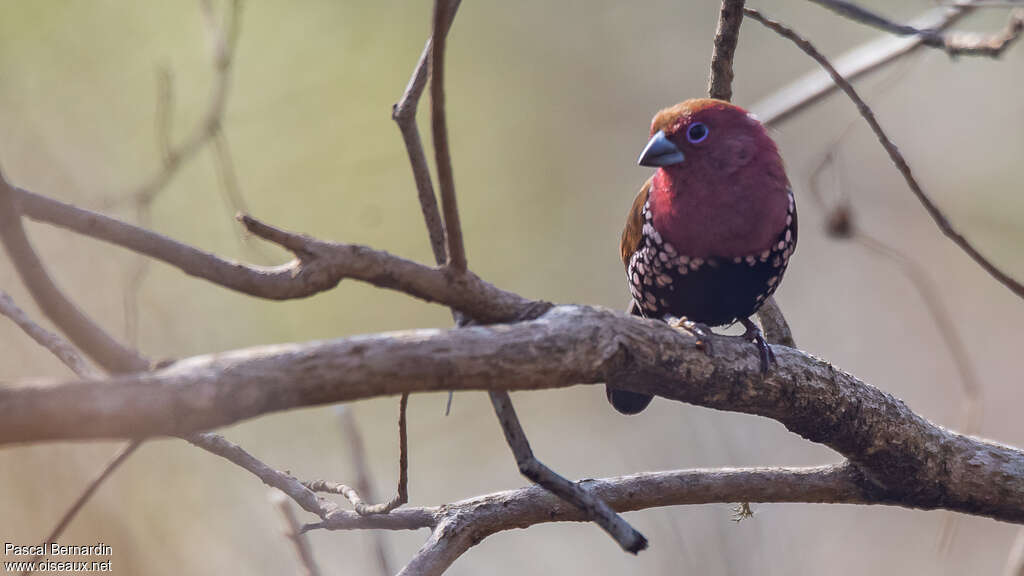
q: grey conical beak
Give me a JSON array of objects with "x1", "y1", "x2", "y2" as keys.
[{"x1": 638, "y1": 130, "x2": 685, "y2": 167}]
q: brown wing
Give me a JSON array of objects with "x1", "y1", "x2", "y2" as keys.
[{"x1": 620, "y1": 178, "x2": 651, "y2": 271}]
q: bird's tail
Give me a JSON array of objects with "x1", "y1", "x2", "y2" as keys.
[{"x1": 605, "y1": 300, "x2": 654, "y2": 415}]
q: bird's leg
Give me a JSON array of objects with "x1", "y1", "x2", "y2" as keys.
[
  {"x1": 671, "y1": 317, "x2": 716, "y2": 355},
  {"x1": 740, "y1": 317, "x2": 775, "y2": 373}
]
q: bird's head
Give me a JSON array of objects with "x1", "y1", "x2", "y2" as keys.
[
  {"x1": 639, "y1": 98, "x2": 774, "y2": 177},
  {"x1": 637, "y1": 98, "x2": 790, "y2": 259}
]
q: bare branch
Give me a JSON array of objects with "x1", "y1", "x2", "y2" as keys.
[
  {"x1": 336, "y1": 407, "x2": 395, "y2": 575},
  {"x1": 752, "y1": 3, "x2": 980, "y2": 127},
  {"x1": 4, "y1": 305, "x2": 1024, "y2": 525},
  {"x1": 187, "y1": 432, "x2": 336, "y2": 519},
  {"x1": 11, "y1": 186, "x2": 545, "y2": 322},
  {"x1": 745, "y1": 7, "x2": 1024, "y2": 303},
  {"x1": 708, "y1": 0, "x2": 747, "y2": 101},
  {"x1": 269, "y1": 490, "x2": 323, "y2": 576},
  {"x1": 942, "y1": 9, "x2": 1024, "y2": 56},
  {"x1": 808, "y1": 0, "x2": 1023, "y2": 57},
  {"x1": 18, "y1": 441, "x2": 142, "y2": 576},
  {"x1": 0, "y1": 174, "x2": 150, "y2": 373},
  {"x1": 301, "y1": 464, "x2": 872, "y2": 575},
  {"x1": 429, "y1": 0, "x2": 467, "y2": 272},
  {"x1": 488, "y1": 389, "x2": 647, "y2": 553},
  {"x1": 305, "y1": 394, "x2": 409, "y2": 515},
  {"x1": 756, "y1": 296, "x2": 796, "y2": 347},
  {"x1": 0, "y1": 291, "x2": 98, "y2": 378},
  {"x1": 393, "y1": 0, "x2": 463, "y2": 266}
]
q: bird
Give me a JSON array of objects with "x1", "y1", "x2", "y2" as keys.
[{"x1": 607, "y1": 98, "x2": 797, "y2": 415}]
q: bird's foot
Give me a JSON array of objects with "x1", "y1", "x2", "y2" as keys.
[
  {"x1": 672, "y1": 317, "x2": 715, "y2": 356},
  {"x1": 740, "y1": 317, "x2": 775, "y2": 374}
]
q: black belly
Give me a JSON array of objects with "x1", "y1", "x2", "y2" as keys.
[
  {"x1": 626, "y1": 197, "x2": 796, "y2": 327},
  {"x1": 628, "y1": 249, "x2": 787, "y2": 326}
]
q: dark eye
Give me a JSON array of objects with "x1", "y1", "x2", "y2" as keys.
[{"x1": 687, "y1": 122, "x2": 709, "y2": 144}]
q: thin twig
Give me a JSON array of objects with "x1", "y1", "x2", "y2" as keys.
[
  {"x1": 18, "y1": 441, "x2": 142, "y2": 576},
  {"x1": 745, "y1": 7, "x2": 1024, "y2": 303},
  {"x1": 708, "y1": 0, "x2": 747, "y2": 101},
  {"x1": 337, "y1": 406, "x2": 395, "y2": 575},
  {"x1": 393, "y1": 0, "x2": 463, "y2": 266},
  {"x1": 12, "y1": 185, "x2": 543, "y2": 321},
  {"x1": 0, "y1": 291, "x2": 98, "y2": 378},
  {"x1": 116, "y1": 0, "x2": 245, "y2": 342},
  {"x1": 808, "y1": 0, "x2": 1024, "y2": 56},
  {"x1": 488, "y1": 390, "x2": 648, "y2": 553},
  {"x1": 306, "y1": 394, "x2": 409, "y2": 516},
  {"x1": 188, "y1": 432, "x2": 336, "y2": 519},
  {"x1": 429, "y1": 0, "x2": 467, "y2": 272},
  {"x1": 752, "y1": 3, "x2": 981, "y2": 126},
  {"x1": 210, "y1": 129, "x2": 276, "y2": 263},
  {"x1": 269, "y1": 490, "x2": 323, "y2": 576},
  {"x1": 0, "y1": 172, "x2": 150, "y2": 373},
  {"x1": 0, "y1": 288, "x2": 138, "y2": 576}
]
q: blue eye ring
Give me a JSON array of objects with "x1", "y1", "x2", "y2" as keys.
[{"x1": 686, "y1": 122, "x2": 709, "y2": 144}]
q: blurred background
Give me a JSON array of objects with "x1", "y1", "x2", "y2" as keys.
[{"x1": 0, "y1": 1, "x2": 1022, "y2": 574}]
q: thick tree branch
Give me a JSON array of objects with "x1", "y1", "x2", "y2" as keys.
[{"x1": 3, "y1": 305, "x2": 1023, "y2": 525}]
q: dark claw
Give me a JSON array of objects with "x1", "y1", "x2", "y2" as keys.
[{"x1": 740, "y1": 317, "x2": 775, "y2": 374}]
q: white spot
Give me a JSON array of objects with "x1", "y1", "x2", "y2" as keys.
[
  {"x1": 733, "y1": 256, "x2": 742, "y2": 264},
  {"x1": 786, "y1": 215, "x2": 793, "y2": 226},
  {"x1": 785, "y1": 230, "x2": 792, "y2": 243},
  {"x1": 658, "y1": 252, "x2": 669, "y2": 263},
  {"x1": 664, "y1": 244, "x2": 677, "y2": 257},
  {"x1": 745, "y1": 255, "x2": 755, "y2": 265},
  {"x1": 777, "y1": 241, "x2": 786, "y2": 251},
  {"x1": 658, "y1": 273, "x2": 673, "y2": 285},
  {"x1": 631, "y1": 272, "x2": 639, "y2": 284},
  {"x1": 767, "y1": 275, "x2": 778, "y2": 286}
]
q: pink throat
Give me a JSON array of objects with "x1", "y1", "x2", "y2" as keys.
[{"x1": 648, "y1": 166, "x2": 789, "y2": 259}]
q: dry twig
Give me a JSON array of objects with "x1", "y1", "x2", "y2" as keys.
[
  {"x1": 337, "y1": 407, "x2": 395, "y2": 575},
  {"x1": 808, "y1": 0, "x2": 1023, "y2": 57},
  {"x1": 752, "y1": 2, "x2": 983, "y2": 126},
  {"x1": 745, "y1": 7, "x2": 1024, "y2": 302},
  {"x1": 270, "y1": 490, "x2": 323, "y2": 576}
]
